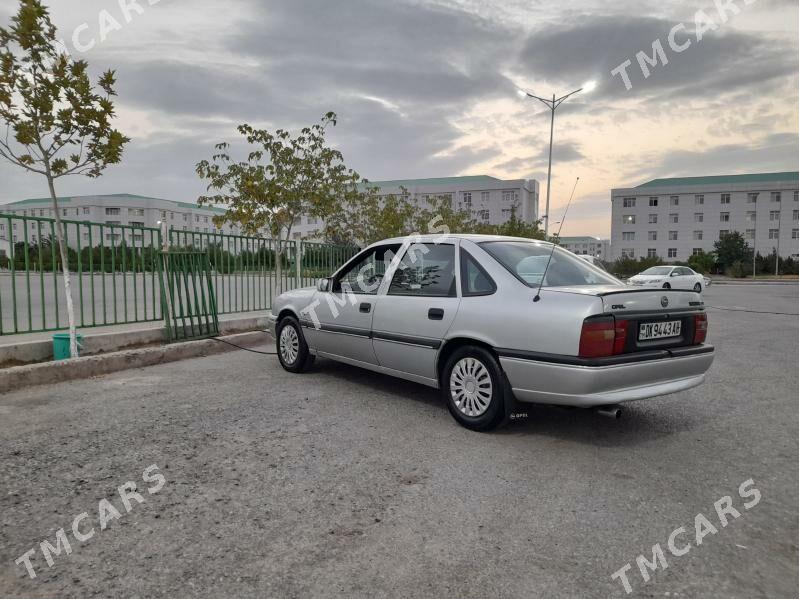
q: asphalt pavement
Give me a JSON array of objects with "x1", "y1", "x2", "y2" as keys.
[{"x1": 1, "y1": 284, "x2": 797, "y2": 598}]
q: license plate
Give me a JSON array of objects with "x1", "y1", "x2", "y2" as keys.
[{"x1": 639, "y1": 320, "x2": 682, "y2": 341}]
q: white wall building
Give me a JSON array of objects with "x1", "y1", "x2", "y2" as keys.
[
  {"x1": 559, "y1": 236, "x2": 610, "y2": 259},
  {"x1": 611, "y1": 172, "x2": 799, "y2": 261},
  {"x1": 0, "y1": 193, "x2": 248, "y2": 247},
  {"x1": 290, "y1": 175, "x2": 540, "y2": 240}
]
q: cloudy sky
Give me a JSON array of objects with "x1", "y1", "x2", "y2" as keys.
[{"x1": 1, "y1": 0, "x2": 798, "y2": 236}]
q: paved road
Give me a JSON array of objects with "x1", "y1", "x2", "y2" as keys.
[{"x1": 1, "y1": 285, "x2": 797, "y2": 598}]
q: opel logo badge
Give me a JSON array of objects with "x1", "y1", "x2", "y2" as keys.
[{"x1": 661, "y1": 296, "x2": 669, "y2": 308}]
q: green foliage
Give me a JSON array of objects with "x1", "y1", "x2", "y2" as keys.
[
  {"x1": 714, "y1": 231, "x2": 751, "y2": 271},
  {"x1": 725, "y1": 260, "x2": 747, "y2": 278},
  {"x1": 0, "y1": 1, "x2": 129, "y2": 179},
  {"x1": 687, "y1": 250, "x2": 716, "y2": 274},
  {"x1": 196, "y1": 112, "x2": 356, "y2": 244},
  {"x1": 609, "y1": 255, "x2": 664, "y2": 278}
]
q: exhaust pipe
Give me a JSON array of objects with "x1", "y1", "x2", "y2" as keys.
[{"x1": 594, "y1": 405, "x2": 622, "y2": 419}]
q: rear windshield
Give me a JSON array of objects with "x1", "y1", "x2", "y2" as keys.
[{"x1": 480, "y1": 241, "x2": 620, "y2": 287}]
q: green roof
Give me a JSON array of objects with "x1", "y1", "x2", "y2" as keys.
[
  {"x1": 636, "y1": 171, "x2": 799, "y2": 189},
  {"x1": 3, "y1": 193, "x2": 226, "y2": 213},
  {"x1": 367, "y1": 175, "x2": 504, "y2": 188}
]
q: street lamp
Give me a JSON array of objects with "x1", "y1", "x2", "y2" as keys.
[{"x1": 517, "y1": 80, "x2": 596, "y2": 236}]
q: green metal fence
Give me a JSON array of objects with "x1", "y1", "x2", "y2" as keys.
[
  {"x1": 0, "y1": 211, "x2": 358, "y2": 337},
  {"x1": 159, "y1": 250, "x2": 220, "y2": 341},
  {"x1": 0, "y1": 213, "x2": 163, "y2": 335}
]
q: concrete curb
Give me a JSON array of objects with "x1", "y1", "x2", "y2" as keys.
[
  {"x1": 0, "y1": 330, "x2": 272, "y2": 394},
  {"x1": 0, "y1": 316, "x2": 269, "y2": 367}
]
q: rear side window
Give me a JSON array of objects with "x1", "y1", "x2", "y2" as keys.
[
  {"x1": 480, "y1": 241, "x2": 620, "y2": 287},
  {"x1": 461, "y1": 249, "x2": 496, "y2": 296},
  {"x1": 388, "y1": 243, "x2": 456, "y2": 297}
]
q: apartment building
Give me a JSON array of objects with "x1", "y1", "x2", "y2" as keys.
[
  {"x1": 290, "y1": 175, "x2": 540, "y2": 240},
  {"x1": 559, "y1": 236, "x2": 610, "y2": 259},
  {"x1": 610, "y1": 172, "x2": 799, "y2": 261},
  {"x1": 0, "y1": 193, "x2": 247, "y2": 247}
]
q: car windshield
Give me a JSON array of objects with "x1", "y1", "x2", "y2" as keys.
[
  {"x1": 480, "y1": 241, "x2": 620, "y2": 287},
  {"x1": 640, "y1": 267, "x2": 673, "y2": 276}
]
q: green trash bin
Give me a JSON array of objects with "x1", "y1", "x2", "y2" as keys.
[{"x1": 53, "y1": 333, "x2": 84, "y2": 361}]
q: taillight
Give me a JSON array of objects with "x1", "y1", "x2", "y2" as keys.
[
  {"x1": 693, "y1": 313, "x2": 708, "y2": 344},
  {"x1": 579, "y1": 317, "x2": 627, "y2": 358}
]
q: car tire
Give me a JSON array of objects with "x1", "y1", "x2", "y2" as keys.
[
  {"x1": 276, "y1": 316, "x2": 315, "y2": 373},
  {"x1": 442, "y1": 346, "x2": 506, "y2": 432},
  {"x1": 662, "y1": 283, "x2": 671, "y2": 289},
  {"x1": 693, "y1": 282, "x2": 702, "y2": 292}
]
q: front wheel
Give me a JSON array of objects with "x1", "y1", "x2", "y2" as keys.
[
  {"x1": 662, "y1": 283, "x2": 671, "y2": 289},
  {"x1": 276, "y1": 316, "x2": 315, "y2": 373},
  {"x1": 442, "y1": 346, "x2": 505, "y2": 431},
  {"x1": 693, "y1": 282, "x2": 702, "y2": 292}
]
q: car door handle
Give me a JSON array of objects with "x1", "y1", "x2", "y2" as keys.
[
  {"x1": 359, "y1": 302, "x2": 372, "y2": 313},
  {"x1": 428, "y1": 308, "x2": 444, "y2": 320}
]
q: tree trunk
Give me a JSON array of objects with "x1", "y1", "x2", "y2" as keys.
[{"x1": 46, "y1": 175, "x2": 79, "y2": 358}]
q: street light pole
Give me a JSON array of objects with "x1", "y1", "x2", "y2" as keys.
[{"x1": 519, "y1": 82, "x2": 595, "y2": 237}]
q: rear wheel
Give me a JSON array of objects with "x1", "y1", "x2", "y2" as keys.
[
  {"x1": 662, "y1": 282, "x2": 671, "y2": 289},
  {"x1": 276, "y1": 316, "x2": 315, "y2": 373},
  {"x1": 693, "y1": 282, "x2": 702, "y2": 292},
  {"x1": 442, "y1": 346, "x2": 505, "y2": 431}
]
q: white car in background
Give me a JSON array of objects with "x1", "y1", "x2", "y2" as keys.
[{"x1": 627, "y1": 266, "x2": 706, "y2": 292}]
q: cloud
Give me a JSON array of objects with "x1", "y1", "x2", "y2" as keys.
[{"x1": 518, "y1": 14, "x2": 799, "y2": 99}]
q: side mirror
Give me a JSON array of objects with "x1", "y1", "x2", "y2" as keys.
[
  {"x1": 670, "y1": 271, "x2": 679, "y2": 277},
  {"x1": 317, "y1": 277, "x2": 331, "y2": 292}
]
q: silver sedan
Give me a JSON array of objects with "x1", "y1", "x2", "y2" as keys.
[{"x1": 268, "y1": 235, "x2": 715, "y2": 431}]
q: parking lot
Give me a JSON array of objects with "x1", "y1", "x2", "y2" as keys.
[{"x1": 1, "y1": 284, "x2": 797, "y2": 598}]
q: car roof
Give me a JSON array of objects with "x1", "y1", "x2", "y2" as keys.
[{"x1": 366, "y1": 233, "x2": 554, "y2": 248}]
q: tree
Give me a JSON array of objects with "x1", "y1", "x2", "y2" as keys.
[
  {"x1": 713, "y1": 231, "x2": 751, "y2": 272},
  {"x1": 0, "y1": 0, "x2": 129, "y2": 357},
  {"x1": 413, "y1": 195, "x2": 479, "y2": 236},
  {"x1": 481, "y1": 204, "x2": 545, "y2": 240},
  {"x1": 196, "y1": 112, "x2": 354, "y2": 291},
  {"x1": 687, "y1": 250, "x2": 716, "y2": 274}
]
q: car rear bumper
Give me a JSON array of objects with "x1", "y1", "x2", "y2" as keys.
[{"x1": 499, "y1": 345, "x2": 715, "y2": 407}]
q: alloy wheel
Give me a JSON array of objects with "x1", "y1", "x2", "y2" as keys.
[
  {"x1": 279, "y1": 324, "x2": 300, "y2": 365},
  {"x1": 449, "y1": 357, "x2": 493, "y2": 417}
]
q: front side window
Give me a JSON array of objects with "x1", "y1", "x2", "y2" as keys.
[
  {"x1": 388, "y1": 243, "x2": 456, "y2": 297},
  {"x1": 336, "y1": 244, "x2": 401, "y2": 295},
  {"x1": 481, "y1": 241, "x2": 619, "y2": 288}
]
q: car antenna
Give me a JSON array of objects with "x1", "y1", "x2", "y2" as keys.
[{"x1": 534, "y1": 176, "x2": 580, "y2": 303}]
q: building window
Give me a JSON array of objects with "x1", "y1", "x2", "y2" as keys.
[
  {"x1": 794, "y1": 191, "x2": 798, "y2": 202},
  {"x1": 668, "y1": 231, "x2": 678, "y2": 240},
  {"x1": 129, "y1": 221, "x2": 144, "y2": 227},
  {"x1": 747, "y1": 211, "x2": 756, "y2": 222},
  {"x1": 747, "y1": 192, "x2": 759, "y2": 203},
  {"x1": 720, "y1": 212, "x2": 730, "y2": 222},
  {"x1": 623, "y1": 197, "x2": 636, "y2": 208},
  {"x1": 481, "y1": 191, "x2": 490, "y2": 203},
  {"x1": 692, "y1": 248, "x2": 703, "y2": 256},
  {"x1": 478, "y1": 210, "x2": 490, "y2": 223},
  {"x1": 669, "y1": 213, "x2": 678, "y2": 223},
  {"x1": 721, "y1": 194, "x2": 731, "y2": 205},
  {"x1": 649, "y1": 197, "x2": 658, "y2": 207},
  {"x1": 195, "y1": 215, "x2": 200, "y2": 222},
  {"x1": 62, "y1": 208, "x2": 68, "y2": 216},
  {"x1": 694, "y1": 230, "x2": 703, "y2": 240},
  {"x1": 647, "y1": 248, "x2": 657, "y2": 258},
  {"x1": 770, "y1": 210, "x2": 780, "y2": 221},
  {"x1": 307, "y1": 216, "x2": 318, "y2": 225},
  {"x1": 719, "y1": 230, "x2": 729, "y2": 237},
  {"x1": 668, "y1": 248, "x2": 678, "y2": 258},
  {"x1": 746, "y1": 229, "x2": 755, "y2": 240},
  {"x1": 622, "y1": 232, "x2": 635, "y2": 241},
  {"x1": 769, "y1": 229, "x2": 779, "y2": 239},
  {"x1": 82, "y1": 207, "x2": 90, "y2": 215},
  {"x1": 648, "y1": 231, "x2": 657, "y2": 241},
  {"x1": 501, "y1": 208, "x2": 512, "y2": 219},
  {"x1": 771, "y1": 192, "x2": 781, "y2": 202},
  {"x1": 501, "y1": 191, "x2": 515, "y2": 203},
  {"x1": 621, "y1": 248, "x2": 635, "y2": 258},
  {"x1": 792, "y1": 229, "x2": 799, "y2": 239},
  {"x1": 694, "y1": 213, "x2": 704, "y2": 223},
  {"x1": 161, "y1": 211, "x2": 167, "y2": 219},
  {"x1": 669, "y1": 195, "x2": 679, "y2": 206},
  {"x1": 128, "y1": 208, "x2": 144, "y2": 216},
  {"x1": 695, "y1": 195, "x2": 704, "y2": 205},
  {"x1": 648, "y1": 214, "x2": 658, "y2": 224},
  {"x1": 462, "y1": 192, "x2": 472, "y2": 208},
  {"x1": 793, "y1": 210, "x2": 799, "y2": 221},
  {"x1": 622, "y1": 215, "x2": 635, "y2": 225}
]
